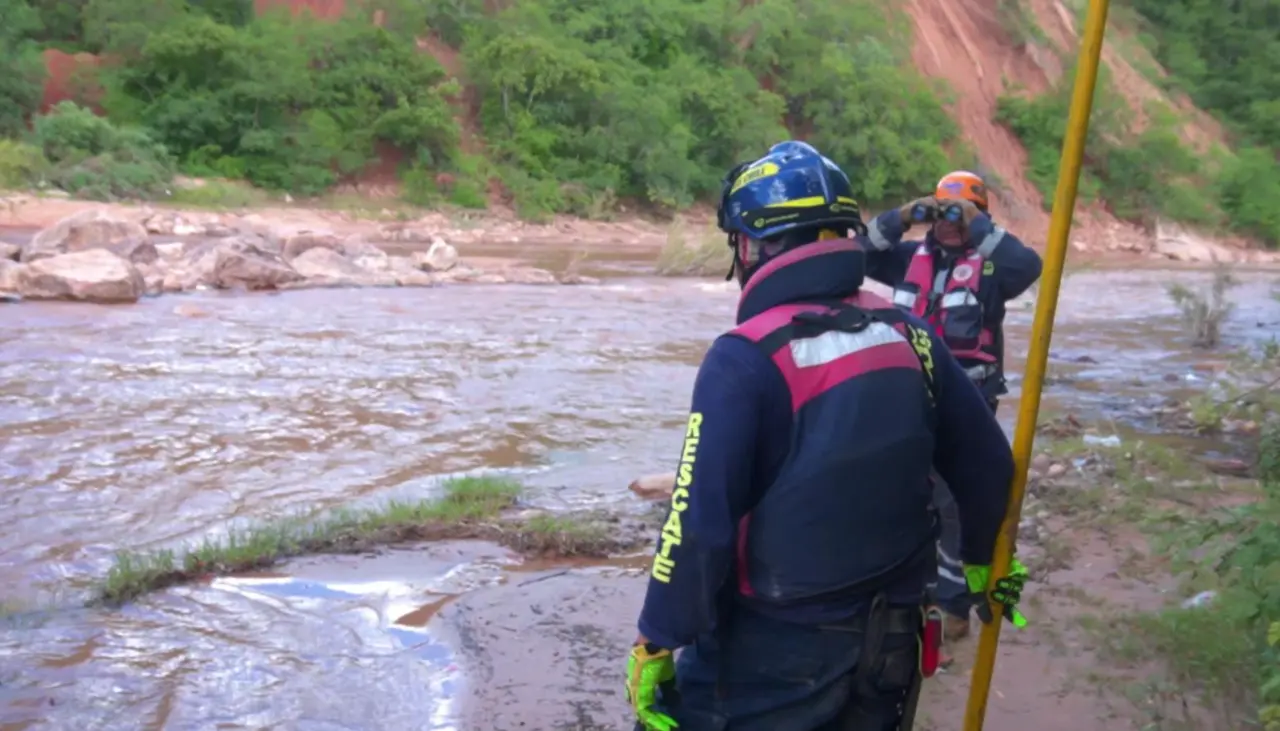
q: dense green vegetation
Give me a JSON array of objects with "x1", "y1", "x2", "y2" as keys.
[
  {"x1": 1123, "y1": 0, "x2": 1280, "y2": 248},
  {"x1": 994, "y1": 1, "x2": 1280, "y2": 247},
  {"x1": 456, "y1": 0, "x2": 961, "y2": 216},
  {"x1": 1122, "y1": 0, "x2": 1279, "y2": 149},
  {"x1": 995, "y1": 66, "x2": 1218, "y2": 225},
  {"x1": 0, "y1": 0, "x2": 1275, "y2": 246},
  {"x1": 0, "y1": 0, "x2": 45, "y2": 137},
  {"x1": 0, "y1": 0, "x2": 963, "y2": 218}
]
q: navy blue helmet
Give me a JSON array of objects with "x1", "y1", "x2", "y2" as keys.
[{"x1": 717, "y1": 142, "x2": 866, "y2": 241}]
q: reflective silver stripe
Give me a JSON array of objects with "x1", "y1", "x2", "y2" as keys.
[
  {"x1": 790, "y1": 322, "x2": 904, "y2": 368},
  {"x1": 976, "y1": 226, "x2": 1006, "y2": 258},
  {"x1": 938, "y1": 566, "x2": 967, "y2": 587},
  {"x1": 965, "y1": 363, "x2": 996, "y2": 381},
  {"x1": 892, "y1": 289, "x2": 917, "y2": 308},
  {"x1": 941, "y1": 290, "x2": 978, "y2": 308},
  {"x1": 937, "y1": 545, "x2": 963, "y2": 568},
  {"x1": 932, "y1": 269, "x2": 948, "y2": 295},
  {"x1": 867, "y1": 220, "x2": 892, "y2": 250}
]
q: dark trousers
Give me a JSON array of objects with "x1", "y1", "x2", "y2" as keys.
[
  {"x1": 931, "y1": 396, "x2": 1000, "y2": 619},
  {"x1": 653, "y1": 603, "x2": 922, "y2": 731},
  {"x1": 930, "y1": 477, "x2": 968, "y2": 619}
]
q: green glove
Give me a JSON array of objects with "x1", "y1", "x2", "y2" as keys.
[
  {"x1": 626, "y1": 643, "x2": 678, "y2": 731},
  {"x1": 964, "y1": 558, "x2": 1030, "y2": 628}
]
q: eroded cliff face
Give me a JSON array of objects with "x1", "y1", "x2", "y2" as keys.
[
  {"x1": 904, "y1": 0, "x2": 1230, "y2": 246},
  {"x1": 905, "y1": 0, "x2": 1055, "y2": 219}
]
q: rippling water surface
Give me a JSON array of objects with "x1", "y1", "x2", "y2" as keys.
[{"x1": 1, "y1": 267, "x2": 1277, "y2": 729}]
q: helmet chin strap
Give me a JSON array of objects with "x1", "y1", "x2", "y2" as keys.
[{"x1": 724, "y1": 233, "x2": 737, "y2": 281}]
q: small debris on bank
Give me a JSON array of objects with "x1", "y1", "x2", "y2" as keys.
[
  {"x1": 628, "y1": 473, "x2": 676, "y2": 501},
  {"x1": 1181, "y1": 590, "x2": 1218, "y2": 609}
]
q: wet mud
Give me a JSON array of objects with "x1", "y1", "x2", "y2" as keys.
[
  {"x1": 2, "y1": 256, "x2": 1279, "y2": 729},
  {"x1": 443, "y1": 568, "x2": 646, "y2": 731}
]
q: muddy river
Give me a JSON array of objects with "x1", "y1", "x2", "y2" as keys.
[{"x1": 1, "y1": 260, "x2": 1278, "y2": 730}]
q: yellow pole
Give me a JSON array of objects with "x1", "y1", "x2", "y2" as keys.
[{"x1": 960, "y1": 0, "x2": 1111, "y2": 728}]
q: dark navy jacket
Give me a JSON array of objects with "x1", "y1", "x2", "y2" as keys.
[
  {"x1": 863, "y1": 209, "x2": 1043, "y2": 398},
  {"x1": 636, "y1": 242, "x2": 1015, "y2": 651}
]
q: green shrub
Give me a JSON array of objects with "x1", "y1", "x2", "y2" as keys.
[
  {"x1": 421, "y1": 0, "x2": 485, "y2": 48},
  {"x1": 0, "y1": 0, "x2": 47, "y2": 136},
  {"x1": 102, "y1": 9, "x2": 460, "y2": 196},
  {"x1": 402, "y1": 151, "x2": 489, "y2": 209},
  {"x1": 1266, "y1": 621, "x2": 1280, "y2": 730},
  {"x1": 994, "y1": 90, "x2": 1103, "y2": 205},
  {"x1": 994, "y1": 73, "x2": 1230, "y2": 229},
  {"x1": 34, "y1": 100, "x2": 120, "y2": 162},
  {"x1": 32, "y1": 101, "x2": 175, "y2": 200},
  {"x1": 1216, "y1": 146, "x2": 1280, "y2": 249},
  {"x1": 1261, "y1": 422, "x2": 1280, "y2": 486},
  {"x1": 1124, "y1": 0, "x2": 1280, "y2": 149},
  {"x1": 0, "y1": 139, "x2": 50, "y2": 189},
  {"x1": 448, "y1": 153, "x2": 490, "y2": 209},
  {"x1": 167, "y1": 179, "x2": 267, "y2": 208},
  {"x1": 752, "y1": 18, "x2": 959, "y2": 204}
]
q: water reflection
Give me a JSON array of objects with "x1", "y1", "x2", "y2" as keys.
[{"x1": 1, "y1": 545, "x2": 523, "y2": 730}]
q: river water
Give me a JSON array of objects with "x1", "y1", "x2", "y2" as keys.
[{"x1": 1, "y1": 262, "x2": 1278, "y2": 729}]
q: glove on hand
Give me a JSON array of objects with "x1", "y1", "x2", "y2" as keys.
[
  {"x1": 626, "y1": 643, "x2": 678, "y2": 731},
  {"x1": 963, "y1": 558, "x2": 1030, "y2": 628},
  {"x1": 897, "y1": 196, "x2": 937, "y2": 226}
]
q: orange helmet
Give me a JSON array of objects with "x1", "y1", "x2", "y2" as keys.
[{"x1": 934, "y1": 170, "x2": 989, "y2": 212}]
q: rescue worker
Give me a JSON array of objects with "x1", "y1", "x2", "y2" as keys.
[
  {"x1": 865, "y1": 171, "x2": 1042, "y2": 412},
  {"x1": 863, "y1": 172, "x2": 1042, "y2": 644},
  {"x1": 625, "y1": 143, "x2": 1030, "y2": 731}
]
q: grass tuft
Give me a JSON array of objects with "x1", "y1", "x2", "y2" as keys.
[
  {"x1": 93, "y1": 476, "x2": 642, "y2": 607},
  {"x1": 654, "y1": 223, "x2": 731, "y2": 276}
]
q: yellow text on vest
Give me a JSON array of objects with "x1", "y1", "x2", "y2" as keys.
[
  {"x1": 652, "y1": 412, "x2": 702, "y2": 583},
  {"x1": 908, "y1": 325, "x2": 935, "y2": 383}
]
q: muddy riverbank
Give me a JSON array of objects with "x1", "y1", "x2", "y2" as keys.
[{"x1": 2, "y1": 262, "x2": 1279, "y2": 729}]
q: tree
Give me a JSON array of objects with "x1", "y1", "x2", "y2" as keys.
[{"x1": 0, "y1": 0, "x2": 47, "y2": 136}]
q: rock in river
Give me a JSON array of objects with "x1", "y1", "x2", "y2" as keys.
[
  {"x1": 340, "y1": 237, "x2": 391, "y2": 271},
  {"x1": 22, "y1": 209, "x2": 157, "y2": 265},
  {"x1": 289, "y1": 246, "x2": 396, "y2": 288},
  {"x1": 12, "y1": 249, "x2": 146, "y2": 303},
  {"x1": 210, "y1": 240, "x2": 304, "y2": 291},
  {"x1": 0, "y1": 259, "x2": 22, "y2": 301},
  {"x1": 281, "y1": 231, "x2": 345, "y2": 262},
  {"x1": 410, "y1": 238, "x2": 459, "y2": 272}
]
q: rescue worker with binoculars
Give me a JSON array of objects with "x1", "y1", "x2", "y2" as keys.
[{"x1": 863, "y1": 171, "x2": 1043, "y2": 649}]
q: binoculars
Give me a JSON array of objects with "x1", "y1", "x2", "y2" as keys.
[{"x1": 910, "y1": 202, "x2": 963, "y2": 224}]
